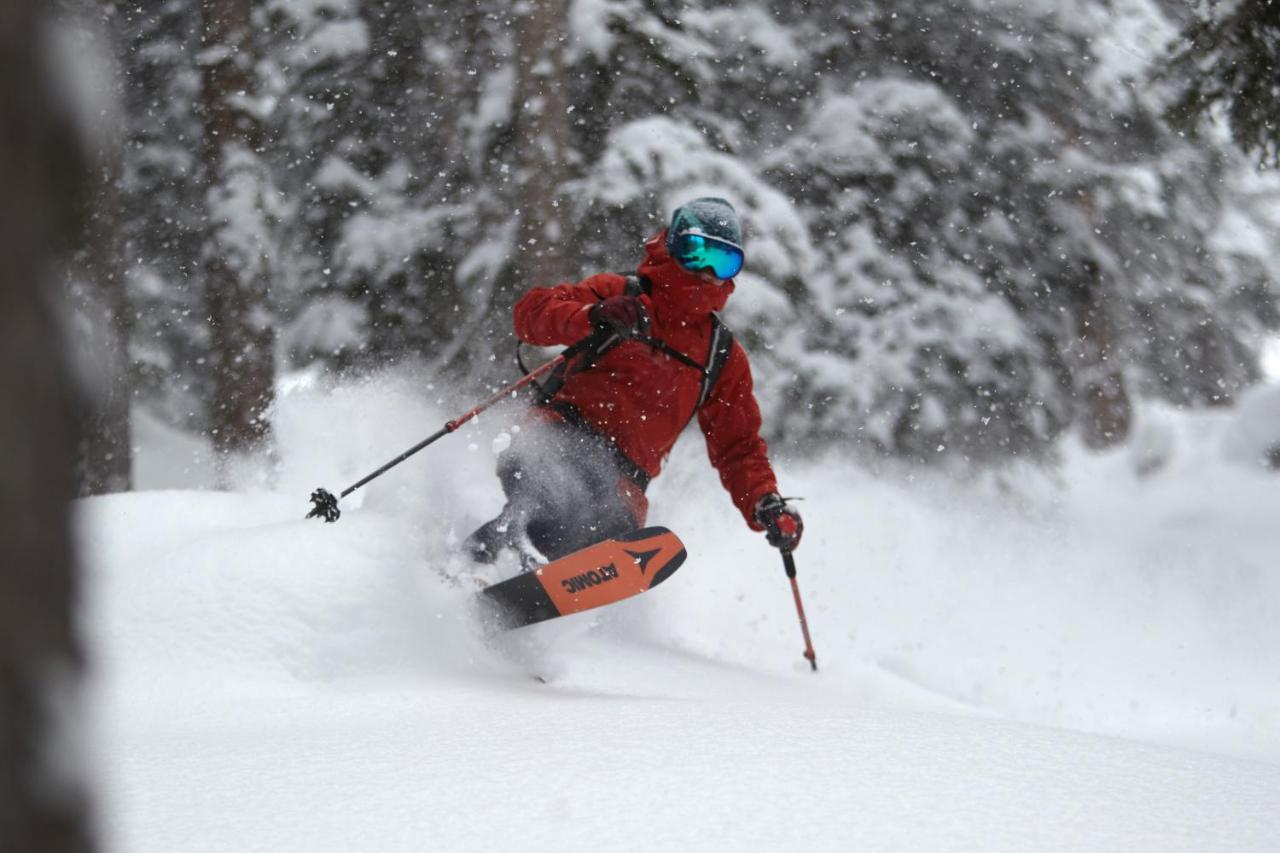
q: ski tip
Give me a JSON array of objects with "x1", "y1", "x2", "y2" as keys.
[{"x1": 648, "y1": 545, "x2": 686, "y2": 588}]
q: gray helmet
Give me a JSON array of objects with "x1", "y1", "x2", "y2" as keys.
[{"x1": 666, "y1": 197, "x2": 743, "y2": 250}]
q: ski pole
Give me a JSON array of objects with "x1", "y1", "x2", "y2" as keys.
[
  {"x1": 782, "y1": 550, "x2": 818, "y2": 671},
  {"x1": 306, "y1": 333, "x2": 615, "y2": 523}
]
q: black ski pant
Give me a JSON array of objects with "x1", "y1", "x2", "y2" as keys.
[{"x1": 478, "y1": 418, "x2": 642, "y2": 562}]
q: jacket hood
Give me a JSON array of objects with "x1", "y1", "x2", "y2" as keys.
[{"x1": 637, "y1": 229, "x2": 735, "y2": 319}]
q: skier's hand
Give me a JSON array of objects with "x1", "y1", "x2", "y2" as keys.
[
  {"x1": 589, "y1": 295, "x2": 650, "y2": 339},
  {"x1": 754, "y1": 493, "x2": 803, "y2": 552}
]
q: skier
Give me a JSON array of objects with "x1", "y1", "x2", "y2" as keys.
[{"x1": 464, "y1": 197, "x2": 803, "y2": 573}]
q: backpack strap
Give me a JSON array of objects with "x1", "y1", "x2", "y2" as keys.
[
  {"x1": 617, "y1": 274, "x2": 737, "y2": 417},
  {"x1": 516, "y1": 329, "x2": 622, "y2": 403},
  {"x1": 696, "y1": 313, "x2": 735, "y2": 412},
  {"x1": 515, "y1": 274, "x2": 735, "y2": 420}
]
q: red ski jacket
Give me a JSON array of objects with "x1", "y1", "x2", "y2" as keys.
[{"x1": 513, "y1": 231, "x2": 779, "y2": 530}]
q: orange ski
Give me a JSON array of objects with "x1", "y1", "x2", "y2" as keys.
[{"x1": 480, "y1": 527, "x2": 686, "y2": 629}]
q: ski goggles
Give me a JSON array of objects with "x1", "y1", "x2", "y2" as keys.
[{"x1": 668, "y1": 230, "x2": 745, "y2": 280}]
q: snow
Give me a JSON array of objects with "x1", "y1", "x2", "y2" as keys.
[
  {"x1": 336, "y1": 206, "x2": 448, "y2": 282},
  {"x1": 566, "y1": 0, "x2": 630, "y2": 61},
  {"x1": 287, "y1": 19, "x2": 370, "y2": 71},
  {"x1": 266, "y1": 0, "x2": 357, "y2": 27},
  {"x1": 798, "y1": 82, "x2": 974, "y2": 177},
  {"x1": 1220, "y1": 384, "x2": 1280, "y2": 468},
  {"x1": 464, "y1": 64, "x2": 516, "y2": 160},
  {"x1": 279, "y1": 296, "x2": 367, "y2": 362},
  {"x1": 1077, "y1": 0, "x2": 1179, "y2": 109},
  {"x1": 1213, "y1": 205, "x2": 1276, "y2": 260},
  {"x1": 313, "y1": 155, "x2": 381, "y2": 198},
  {"x1": 82, "y1": 374, "x2": 1280, "y2": 851},
  {"x1": 207, "y1": 145, "x2": 282, "y2": 282},
  {"x1": 129, "y1": 406, "x2": 217, "y2": 490},
  {"x1": 1264, "y1": 338, "x2": 1280, "y2": 381},
  {"x1": 695, "y1": 6, "x2": 803, "y2": 67}
]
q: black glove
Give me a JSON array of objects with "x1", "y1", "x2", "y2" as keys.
[
  {"x1": 589, "y1": 295, "x2": 649, "y2": 339},
  {"x1": 754, "y1": 493, "x2": 803, "y2": 552}
]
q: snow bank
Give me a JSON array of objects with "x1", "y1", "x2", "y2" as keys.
[
  {"x1": 114, "y1": 371, "x2": 1280, "y2": 761},
  {"x1": 638, "y1": 435, "x2": 1280, "y2": 764},
  {"x1": 86, "y1": 373, "x2": 1280, "y2": 851}
]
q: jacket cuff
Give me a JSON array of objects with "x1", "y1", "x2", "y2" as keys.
[{"x1": 742, "y1": 486, "x2": 776, "y2": 531}]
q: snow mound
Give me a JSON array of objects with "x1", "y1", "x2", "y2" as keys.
[
  {"x1": 84, "y1": 376, "x2": 1280, "y2": 851},
  {"x1": 1222, "y1": 383, "x2": 1280, "y2": 470},
  {"x1": 79, "y1": 490, "x2": 493, "y2": 696}
]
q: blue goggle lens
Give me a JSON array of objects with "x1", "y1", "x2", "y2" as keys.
[{"x1": 669, "y1": 233, "x2": 744, "y2": 280}]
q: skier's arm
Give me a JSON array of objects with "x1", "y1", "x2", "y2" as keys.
[
  {"x1": 697, "y1": 344, "x2": 779, "y2": 531},
  {"x1": 512, "y1": 273, "x2": 628, "y2": 346}
]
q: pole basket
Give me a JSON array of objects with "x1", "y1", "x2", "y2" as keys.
[{"x1": 307, "y1": 488, "x2": 341, "y2": 523}]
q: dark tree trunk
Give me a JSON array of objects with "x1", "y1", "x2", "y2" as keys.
[
  {"x1": 200, "y1": 0, "x2": 273, "y2": 460},
  {"x1": 1069, "y1": 260, "x2": 1132, "y2": 450},
  {"x1": 508, "y1": 0, "x2": 572, "y2": 292},
  {"x1": 73, "y1": 112, "x2": 133, "y2": 496},
  {"x1": 0, "y1": 2, "x2": 94, "y2": 851}
]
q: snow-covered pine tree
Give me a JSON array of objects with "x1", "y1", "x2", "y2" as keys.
[
  {"x1": 107, "y1": 0, "x2": 1279, "y2": 468},
  {"x1": 766, "y1": 0, "x2": 1278, "y2": 460},
  {"x1": 112, "y1": 1, "x2": 213, "y2": 430},
  {"x1": 1165, "y1": 0, "x2": 1280, "y2": 168}
]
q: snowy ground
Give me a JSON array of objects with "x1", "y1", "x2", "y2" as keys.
[{"x1": 81, "y1": 373, "x2": 1280, "y2": 851}]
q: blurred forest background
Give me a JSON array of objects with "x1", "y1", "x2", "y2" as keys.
[
  {"x1": 5, "y1": 2, "x2": 1280, "y2": 850},
  {"x1": 61, "y1": 0, "x2": 1280, "y2": 487}
]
